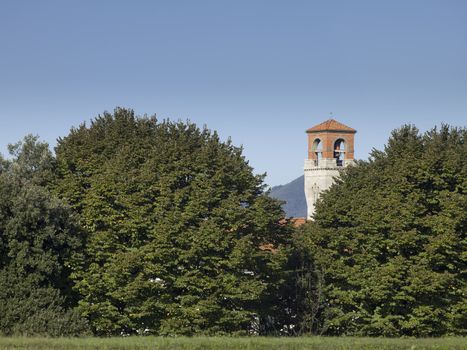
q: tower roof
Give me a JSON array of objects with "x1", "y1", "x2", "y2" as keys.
[{"x1": 306, "y1": 119, "x2": 356, "y2": 133}]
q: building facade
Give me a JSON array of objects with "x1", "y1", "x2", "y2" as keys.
[{"x1": 304, "y1": 119, "x2": 356, "y2": 219}]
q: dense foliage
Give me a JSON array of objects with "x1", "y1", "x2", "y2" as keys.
[
  {"x1": 0, "y1": 136, "x2": 88, "y2": 336},
  {"x1": 1, "y1": 109, "x2": 465, "y2": 338},
  {"x1": 298, "y1": 125, "x2": 466, "y2": 336},
  {"x1": 53, "y1": 108, "x2": 290, "y2": 335}
]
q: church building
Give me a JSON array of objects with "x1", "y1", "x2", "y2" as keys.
[{"x1": 304, "y1": 119, "x2": 356, "y2": 219}]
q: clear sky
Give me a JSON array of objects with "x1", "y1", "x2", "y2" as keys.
[{"x1": 1, "y1": 0, "x2": 466, "y2": 186}]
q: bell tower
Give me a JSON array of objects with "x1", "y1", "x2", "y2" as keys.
[{"x1": 304, "y1": 119, "x2": 356, "y2": 219}]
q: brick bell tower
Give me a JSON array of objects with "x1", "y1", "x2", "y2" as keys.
[{"x1": 304, "y1": 119, "x2": 356, "y2": 219}]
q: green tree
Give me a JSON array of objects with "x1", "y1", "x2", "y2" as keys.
[
  {"x1": 0, "y1": 136, "x2": 89, "y2": 336},
  {"x1": 263, "y1": 227, "x2": 328, "y2": 336},
  {"x1": 300, "y1": 125, "x2": 466, "y2": 336},
  {"x1": 54, "y1": 108, "x2": 290, "y2": 335}
]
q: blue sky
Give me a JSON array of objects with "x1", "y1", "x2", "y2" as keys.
[{"x1": 1, "y1": 0, "x2": 466, "y2": 186}]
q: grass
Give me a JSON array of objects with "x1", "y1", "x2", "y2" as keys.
[{"x1": 0, "y1": 337, "x2": 465, "y2": 350}]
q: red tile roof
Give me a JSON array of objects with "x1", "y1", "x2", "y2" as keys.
[
  {"x1": 279, "y1": 217, "x2": 307, "y2": 227},
  {"x1": 291, "y1": 217, "x2": 307, "y2": 227},
  {"x1": 306, "y1": 119, "x2": 356, "y2": 133}
]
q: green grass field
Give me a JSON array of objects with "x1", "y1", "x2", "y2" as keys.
[{"x1": 0, "y1": 337, "x2": 465, "y2": 350}]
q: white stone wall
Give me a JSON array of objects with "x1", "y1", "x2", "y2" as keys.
[{"x1": 304, "y1": 159, "x2": 353, "y2": 220}]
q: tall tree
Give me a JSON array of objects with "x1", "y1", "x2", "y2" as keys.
[
  {"x1": 0, "y1": 136, "x2": 88, "y2": 336},
  {"x1": 300, "y1": 125, "x2": 466, "y2": 336},
  {"x1": 54, "y1": 108, "x2": 290, "y2": 335}
]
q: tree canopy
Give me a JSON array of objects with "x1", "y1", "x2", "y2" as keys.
[
  {"x1": 1, "y1": 109, "x2": 464, "y2": 338},
  {"x1": 299, "y1": 125, "x2": 466, "y2": 336},
  {"x1": 0, "y1": 136, "x2": 88, "y2": 336},
  {"x1": 54, "y1": 108, "x2": 290, "y2": 335}
]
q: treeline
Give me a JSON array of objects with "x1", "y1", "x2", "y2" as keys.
[{"x1": 0, "y1": 108, "x2": 465, "y2": 337}]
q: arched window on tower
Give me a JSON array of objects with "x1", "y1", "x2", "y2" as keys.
[
  {"x1": 334, "y1": 139, "x2": 345, "y2": 166},
  {"x1": 312, "y1": 138, "x2": 323, "y2": 166}
]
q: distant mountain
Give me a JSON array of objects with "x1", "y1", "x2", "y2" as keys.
[{"x1": 269, "y1": 175, "x2": 307, "y2": 218}]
